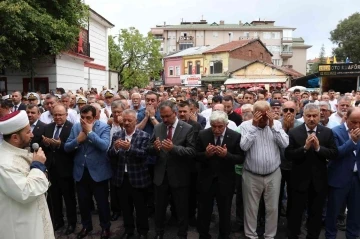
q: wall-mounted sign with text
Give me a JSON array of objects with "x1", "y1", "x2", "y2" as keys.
[
  {"x1": 318, "y1": 63, "x2": 360, "y2": 76},
  {"x1": 180, "y1": 74, "x2": 202, "y2": 85}
]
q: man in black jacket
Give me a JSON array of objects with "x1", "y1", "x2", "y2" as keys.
[
  {"x1": 285, "y1": 103, "x2": 338, "y2": 239},
  {"x1": 42, "y1": 104, "x2": 77, "y2": 235},
  {"x1": 196, "y1": 111, "x2": 244, "y2": 239},
  {"x1": 27, "y1": 104, "x2": 46, "y2": 149}
]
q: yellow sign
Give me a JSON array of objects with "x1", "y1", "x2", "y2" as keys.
[{"x1": 318, "y1": 65, "x2": 331, "y2": 71}]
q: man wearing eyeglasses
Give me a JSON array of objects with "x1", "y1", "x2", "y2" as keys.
[
  {"x1": 319, "y1": 101, "x2": 339, "y2": 129},
  {"x1": 278, "y1": 100, "x2": 302, "y2": 219}
]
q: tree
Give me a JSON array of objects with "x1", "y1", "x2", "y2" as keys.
[
  {"x1": 0, "y1": 0, "x2": 88, "y2": 70},
  {"x1": 309, "y1": 44, "x2": 326, "y2": 74},
  {"x1": 330, "y1": 12, "x2": 360, "y2": 63},
  {"x1": 109, "y1": 27, "x2": 162, "y2": 89}
]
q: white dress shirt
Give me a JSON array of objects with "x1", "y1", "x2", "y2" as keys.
[
  {"x1": 124, "y1": 129, "x2": 136, "y2": 172},
  {"x1": 30, "y1": 120, "x2": 39, "y2": 132},
  {"x1": 329, "y1": 112, "x2": 343, "y2": 125}
]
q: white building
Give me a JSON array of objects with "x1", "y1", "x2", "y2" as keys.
[{"x1": 1, "y1": 8, "x2": 114, "y2": 94}]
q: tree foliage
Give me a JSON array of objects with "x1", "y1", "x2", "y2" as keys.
[
  {"x1": 109, "y1": 27, "x2": 162, "y2": 89},
  {"x1": 0, "y1": 0, "x2": 88, "y2": 70},
  {"x1": 330, "y1": 12, "x2": 360, "y2": 63},
  {"x1": 309, "y1": 44, "x2": 326, "y2": 74}
]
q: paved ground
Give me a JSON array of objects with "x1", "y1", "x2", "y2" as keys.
[{"x1": 54, "y1": 197, "x2": 347, "y2": 239}]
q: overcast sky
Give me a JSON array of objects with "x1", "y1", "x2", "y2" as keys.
[{"x1": 86, "y1": 0, "x2": 358, "y2": 60}]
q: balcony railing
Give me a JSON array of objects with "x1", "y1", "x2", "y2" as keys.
[
  {"x1": 281, "y1": 37, "x2": 293, "y2": 43},
  {"x1": 178, "y1": 36, "x2": 194, "y2": 43},
  {"x1": 280, "y1": 51, "x2": 293, "y2": 58}
]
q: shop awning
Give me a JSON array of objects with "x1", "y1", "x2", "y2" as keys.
[
  {"x1": 224, "y1": 78, "x2": 288, "y2": 85},
  {"x1": 201, "y1": 76, "x2": 228, "y2": 82}
]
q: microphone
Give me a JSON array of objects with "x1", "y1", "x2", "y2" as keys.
[{"x1": 32, "y1": 143, "x2": 40, "y2": 152}]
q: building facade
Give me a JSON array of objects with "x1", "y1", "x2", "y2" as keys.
[
  {"x1": 151, "y1": 19, "x2": 311, "y2": 75},
  {"x1": 1, "y1": 8, "x2": 114, "y2": 94}
]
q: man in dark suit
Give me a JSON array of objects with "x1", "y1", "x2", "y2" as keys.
[
  {"x1": 326, "y1": 107, "x2": 360, "y2": 239},
  {"x1": 26, "y1": 104, "x2": 46, "y2": 149},
  {"x1": 196, "y1": 110, "x2": 244, "y2": 239},
  {"x1": 285, "y1": 103, "x2": 338, "y2": 239},
  {"x1": 178, "y1": 100, "x2": 203, "y2": 226},
  {"x1": 11, "y1": 91, "x2": 26, "y2": 111},
  {"x1": 42, "y1": 104, "x2": 77, "y2": 235},
  {"x1": 148, "y1": 100, "x2": 196, "y2": 239},
  {"x1": 108, "y1": 109, "x2": 151, "y2": 239}
]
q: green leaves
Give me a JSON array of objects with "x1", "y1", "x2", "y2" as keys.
[
  {"x1": 0, "y1": 0, "x2": 88, "y2": 70},
  {"x1": 109, "y1": 27, "x2": 162, "y2": 89},
  {"x1": 330, "y1": 12, "x2": 360, "y2": 63}
]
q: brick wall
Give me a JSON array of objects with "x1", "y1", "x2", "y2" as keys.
[{"x1": 229, "y1": 41, "x2": 272, "y2": 64}]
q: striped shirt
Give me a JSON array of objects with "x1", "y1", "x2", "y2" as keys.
[{"x1": 239, "y1": 119, "x2": 289, "y2": 175}]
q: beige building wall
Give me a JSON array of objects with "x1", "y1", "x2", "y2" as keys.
[
  {"x1": 203, "y1": 52, "x2": 229, "y2": 76},
  {"x1": 289, "y1": 48, "x2": 307, "y2": 75}
]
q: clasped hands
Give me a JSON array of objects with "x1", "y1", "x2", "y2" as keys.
[
  {"x1": 42, "y1": 135, "x2": 61, "y2": 147},
  {"x1": 154, "y1": 137, "x2": 173, "y2": 152},
  {"x1": 77, "y1": 119, "x2": 94, "y2": 143},
  {"x1": 113, "y1": 139, "x2": 131, "y2": 151},
  {"x1": 252, "y1": 111, "x2": 275, "y2": 128},
  {"x1": 205, "y1": 143, "x2": 227, "y2": 158},
  {"x1": 304, "y1": 132, "x2": 320, "y2": 151}
]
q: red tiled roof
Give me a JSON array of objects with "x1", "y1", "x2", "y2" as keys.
[{"x1": 203, "y1": 39, "x2": 256, "y2": 54}]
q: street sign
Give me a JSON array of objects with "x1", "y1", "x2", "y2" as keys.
[{"x1": 318, "y1": 63, "x2": 360, "y2": 76}]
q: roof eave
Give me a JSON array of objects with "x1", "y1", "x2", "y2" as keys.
[{"x1": 89, "y1": 8, "x2": 115, "y2": 28}]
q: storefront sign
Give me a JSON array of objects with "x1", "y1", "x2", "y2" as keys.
[
  {"x1": 180, "y1": 74, "x2": 201, "y2": 85},
  {"x1": 318, "y1": 63, "x2": 360, "y2": 76}
]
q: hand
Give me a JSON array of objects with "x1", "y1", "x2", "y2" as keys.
[
  {"x1": 205, "y1": 143, "x2": 216, "y2": 157},
  {"x1": 107, "y1": 117, "x2": 114, "y2": 126},
  {"x1": 80, "y1": 118, "x2": 93, "y2": 133},
  {"x1": 312, "y1": 135, "x2": 320, "y2": 150},
  {"x1": 283, "y1": 114, "x2": 294, "y2": 131},
  {"x1": 104, "y1": 108, "x2": 110, "y2": 118},
  {"x1": 161, "y1": 139, "x2": 174, "y2": 152},
  {"x1": 252, "y1": 111, "x2": 263, "y2": 127},
  {"x1": 189, "y1": 112, "x2": 197, "y2": 122},
  {"x1": 147, "y1": 106, "x2": 155, "y2": 117},
  {"x1": 266, "y1": 111, "x2": 274, "y2": 128},
  {"x1": 154, "y1": 137, "x2": 162, "y2": 151},
  {"x1": 116, "y1": 115, "x2": 123, "y2": 124},
  {"x1": 350, "y1": 128, "x2": 360, "y2": 142},
  {"x1": 215, "y1": 144, "x2": 227, "y2": 157},
  {"x1": 50, "y1": 138, "x2": 61, "y2": 147},
  {"x1": 33, "y1": 147, "x2": 46, "y2": 164},
  {"x1": 304, "y1": 134, "x2": 314, "y2": 150},
  {"x1": 77, "y1": 131, "x2": 87, "y2": 143},
  {"x1": 42, "y1": 136, "x2": 52, "y2": 147},
  {"x1": 118, "y1": 139, "x2": 131, "y2": 150}
]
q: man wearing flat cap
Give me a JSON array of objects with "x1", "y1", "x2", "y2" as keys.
[{"x1": 0, "y1": 110, "x2": 54, "y2": 239}]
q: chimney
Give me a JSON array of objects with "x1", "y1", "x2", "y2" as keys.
[
  {"x1": 239, "y1": 20, "x2": 242, "y2": 25},
  {"x1": 220, "y1": 20, "x2": 225, "y2": 25}
]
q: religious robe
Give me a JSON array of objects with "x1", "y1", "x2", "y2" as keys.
[{"x1": 0, "y1": 141, "x2": 55, "y2": 239}]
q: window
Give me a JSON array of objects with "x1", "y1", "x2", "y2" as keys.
[
  {"x1": 188, "y1": 62, "x2": 193, "y2": 75},
  {"x1": 212, "y1": 31, "x2": 218, "y2": 37},
  {"x1": 263, "y1": 32, "x2": 271, "y2": 39},
  {"x1": 169, "y1": 67, "x2": 174, "y2": 76},
  {"x1": 282, "y1": 45, "x2": 292, "y2": 52},
  {"x1": 210, "y1": 61, "x2": 223, "y2": 74},
  {"x1": 243, "y1": 32, "x2": 250, "y2": 38},
  {"x1": 175, "y1": 66, "x2": 180, "y2": 76},
  {"x1": 196, "y1": 61, "x2": 201, "y2": 74},
  {"x1": 260, "y1": 53, "x2": 263, "y2": 59},
  {"x1": 179, "y1": 43, "x2": 193, "y2": 50},
  {"x1": 272, "y1": 45, "x2": 280, "y2": 52},
  {"x1": 272, "y1": 59, "x2": 281, "y2": 66},
  {"x1": 248, "y1": 50, "x2": 252, "y2": 57},
  {"x1": 271, "y1": 32, "x2": 280, "y2": 39},
  {"x1": 0, "y1": 77, "x2": 7, "y2": 94}
]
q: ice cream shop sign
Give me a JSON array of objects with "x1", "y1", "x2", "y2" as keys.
[{"x1": 180, "y1": 74, "x2": 201, "y2": 86}]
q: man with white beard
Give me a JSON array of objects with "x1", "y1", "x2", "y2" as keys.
[{"x1": 329, "y1": 97, "x2": 351, "y2": 124}]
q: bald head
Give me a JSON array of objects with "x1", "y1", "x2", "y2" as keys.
[{"x1": 213, "y1": 104, "x2": 225, "y2": 112}]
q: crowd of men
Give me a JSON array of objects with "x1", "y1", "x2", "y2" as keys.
[{"x1": 0, "y1": 84, "x2": 359, "y2": 239}]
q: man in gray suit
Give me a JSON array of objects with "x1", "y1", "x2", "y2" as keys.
[{"x1": 148, "y1": 100, "x2": 196, "y2": 239}]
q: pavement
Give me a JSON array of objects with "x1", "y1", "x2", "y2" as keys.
[{"x1": 55, "y1": 197, "x2": 347, "y2": 239}]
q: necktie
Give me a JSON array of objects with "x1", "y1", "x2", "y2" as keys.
[
  {"x1": 216, "y1": 136, "x2": 221, "y2": 146},
  {"x1": 308, "y1": 130, "x2": 314, "y2": 135},
  {"x1": 167, "y1": 126, "x2": 173, "y2": 140},
  {"x1": 54, "y1": 125, "x2": 62, "y2": 140},
  {"x1": 13, "y1": 105, "x2": 17, "y2": 111}
]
